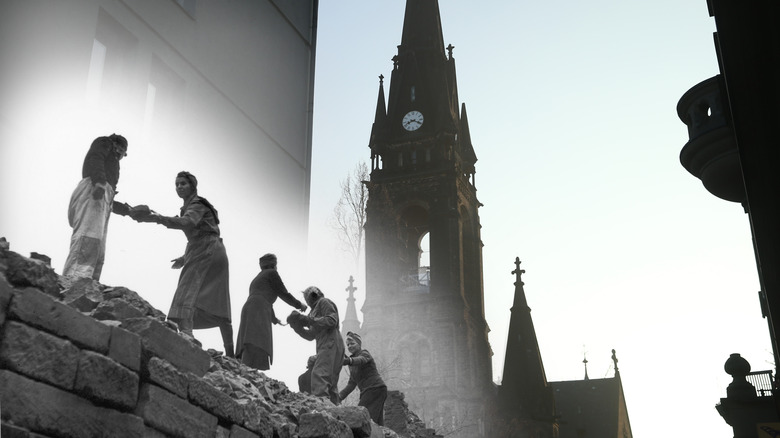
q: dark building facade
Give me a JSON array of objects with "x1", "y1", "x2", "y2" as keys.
[{"x1": 677, "y1": 0, "x2": 780, "y2": 435}]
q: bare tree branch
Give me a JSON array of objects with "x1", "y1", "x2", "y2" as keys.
[{"x1": 330, "y1": 162, "x2": 369, "y2": 269}]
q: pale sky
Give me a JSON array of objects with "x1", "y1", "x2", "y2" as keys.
[
  {"x1": 309, "y1": 1, "x2": 769, "y2": 436},
  {"x1": 0, "y1": 2, "x2": 769, "y2": 437}
]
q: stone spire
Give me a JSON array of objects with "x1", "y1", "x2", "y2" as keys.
[
  {"x1": 369, "y1": 74, "x2": 387, "y2": 147},
  {"x1": 583, "y1": 354, "x2": 590, "y2": 381},
  {"x1": 399, "y1": 0, "x2": 445, "y2": 57},
  {"x1": 499, "y1": 258, "x2": 554, "y2": 420},
  {"x1": 341, "y1": 275, "x2": 361, "y2": 336}
]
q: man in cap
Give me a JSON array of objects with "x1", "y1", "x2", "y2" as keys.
[{"x1": 339, "y1": 331, "x2": 388, "y2": 425}]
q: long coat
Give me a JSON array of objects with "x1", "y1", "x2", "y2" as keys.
[
  {"x1": 235, "y1": 268, "x2": 303, "y2": 364},
  {"x1": 158, "y1": 196, "x2": 231, "y2": 327},
  {"x1": 291, "y1": 297, "x2": 344, "y2": 404}
]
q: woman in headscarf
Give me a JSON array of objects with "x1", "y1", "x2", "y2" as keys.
[
  {"x1": 235, "y1": 253, "x2": 307, "y2": 370},
  {"x1": 138, "y1": 171, "x2": 233, "y2": 356},
  {"x1": 287, "y1": 286, "x2": 344, "y2": 404},
  {"x1": 339, "y1": 331, "x2": 387, "y2": 425}
]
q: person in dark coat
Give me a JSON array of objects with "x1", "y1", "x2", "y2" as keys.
[
  {"x1": 235, "y1": 253, "x2": 307, "y2": 370},
  {"x1": 135, "y1": 171, "x2": 233, "y2": 355},
  {"x1": 63, "y1": 134, "x2": 133, "y2": 280},
  {"x1": 298, "y1": 354, "x2": 316, "y2": 393},
  {"x1": 339, "y1": 331, "x2": 387, "y2": 425},
  {"x1": 288, "y1": 286, "x2": 344, "y2": 404}
]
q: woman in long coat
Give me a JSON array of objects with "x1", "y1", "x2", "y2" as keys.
[
  {"x1": 141, "y1": 171, "x2": 233, "y2": 356},
  {"x1": 235, "y1": 253, "x2": 306, "y2": 370}
]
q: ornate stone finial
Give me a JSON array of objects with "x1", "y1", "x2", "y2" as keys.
[
  {"x1": 446, "y1": 43, "x2": 454, "y2": 59},
  {"x1": 346, "y1": 275, "x2": 357, "y2": 298},
  {"x1": 392, "y1": 55, "x2": 399, "y2": 70},
  {"x1": 379, "y1": 74, "x2": 384, "y2": 85},
  {"x1": 511, "y1": 257, "x2": 525, "y2": 286},
  {"x1": 724, "y1": 353, "x2": 756, "y2": 401},
  {"x1": 611, "y1": 349, "x2": 619, "y2": 375}
]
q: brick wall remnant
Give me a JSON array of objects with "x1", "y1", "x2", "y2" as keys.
[{"x1": 0, "y1": 245, "x2": 434, "y2": 438}]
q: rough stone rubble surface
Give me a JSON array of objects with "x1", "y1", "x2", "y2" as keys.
[{"x1": 0, "y1": 243, "x2": 441, "y2": 438}]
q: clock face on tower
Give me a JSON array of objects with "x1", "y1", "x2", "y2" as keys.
[{"x1": 402, "y1": 110, "x2": 424, "y2": 131}]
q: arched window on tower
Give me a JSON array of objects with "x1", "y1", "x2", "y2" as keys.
[
  {"x1": 418, "y1": 232, "x2": 430, "y2": 286},
  {"x1": 399, "y1": 205, "x2": 430, "y2": 292}
]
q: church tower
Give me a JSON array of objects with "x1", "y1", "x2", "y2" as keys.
[{"x1": 361, "y1": 1, "x2": 492, "y2": 435}]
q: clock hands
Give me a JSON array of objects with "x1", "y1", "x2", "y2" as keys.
[{"x1": 402, "y1": 110, "x2": 424, "y2": 131}]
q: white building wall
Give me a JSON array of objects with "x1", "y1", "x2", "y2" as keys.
[{"x1": 0, "y1": 0, "x2": 317, "y2": 347}]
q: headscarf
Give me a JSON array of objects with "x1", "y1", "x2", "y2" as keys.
[
  {"x1": 346, "y1": 331, "x2": 362, "y2": 347},
  {"x1": 175, "y1": 170, "x2": 220, "y2": 224},
  {"x1": 302, "y1": 286, "x2": 323, "y2": 304}
]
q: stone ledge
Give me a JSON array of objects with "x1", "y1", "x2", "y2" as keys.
[
  {"x1": 144, "y1": 356, "x2": 190, "y2": 398},
  {"x1": 0, "y1": 369, "x2": 148, "y2": 438},
  {"x1": 121, "y1": 317, "x2": 210, "y2": 377},
  {"x1": 75, "y1": 349, "x2": 139, "y2": 410},
  {"x1": 298, "y1": 411, "x2": 353, "y2": 438},
  {"x1": 135, "y1": 383, "x2": 218, "y2": 438},
  {"x1": 0, "y1": 320, "x2": 81, "y2": 391},
  {"x1": 109, "y1": 324, "x2": 142, "y2": 371},
  {"x1": 8, "y1": 286, "x2": 111, "y2": 353},
  {"x1": 0, "y1": 275, "x2": 12, "y2": 327}
]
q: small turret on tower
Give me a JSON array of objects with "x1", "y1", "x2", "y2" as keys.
[
  {"x1": 341, "y1": 275, "x2": 361, "y2": 336},
  {"x1": 497, "y1": 257, "x2": 557, "y2": 435}
]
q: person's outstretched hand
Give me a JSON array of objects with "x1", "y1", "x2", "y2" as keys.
[{"x1": 128, "y1": 205, "x2": 152, "y2": 221}]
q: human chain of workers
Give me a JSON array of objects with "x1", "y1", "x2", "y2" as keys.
[{"x1": 62, "y1": 134, "x2": 387, "y2": 425}]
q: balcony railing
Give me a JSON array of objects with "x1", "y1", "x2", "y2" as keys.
[{"x1": 747, "y1": 370, "x2": 775, "y2": 397}]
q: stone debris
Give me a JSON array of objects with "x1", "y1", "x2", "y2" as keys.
[{"x1": 0, "y1": 242, "x2": 441, "y2": 438}]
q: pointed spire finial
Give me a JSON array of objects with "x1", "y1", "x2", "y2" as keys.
[
  {"x1": 447, "y1": 43, "x2": 454, "y2": 59},
  {"x1": 583, "y1": 354, "x2": 590, "y2": 380},
  {"x1": 511, "y1": 257, "x2": 525, "y2": 286},
  {"x1": 342, "y1": 275, "x2": 361, "y2": 335},
  {"x1": 346, "y1": 275, "x2": 357, "y2": 297},
  {"x1": 379, "y1": 74, "x2": 384, "y2": 85},
  {"x1": 612, "y1": 348, "x2": 620, "y2": 376}
]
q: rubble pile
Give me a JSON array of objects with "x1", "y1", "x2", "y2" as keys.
[{"x1": 0, "y1": 244, "x2": 441, "y2": 438}]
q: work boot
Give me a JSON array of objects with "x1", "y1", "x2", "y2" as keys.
[{"x1": 219, "y1": 322, "x2": 234, "y2": 358}]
